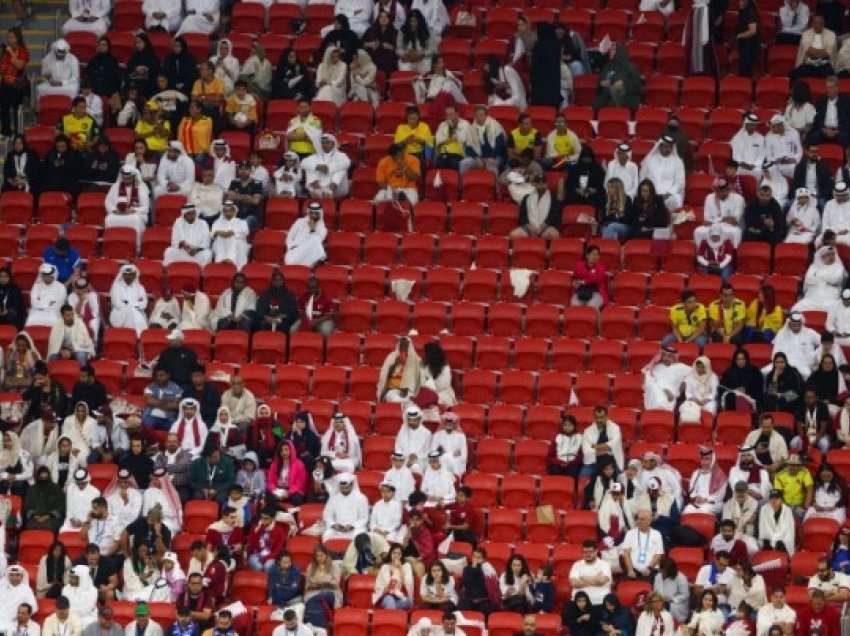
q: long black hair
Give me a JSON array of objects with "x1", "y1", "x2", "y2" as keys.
[{"x1": 401, "y1": 9, "x2": 430, "y2": 48}]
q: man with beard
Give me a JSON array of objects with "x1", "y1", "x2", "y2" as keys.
[{"x1": 153, "y1": 433, "x2": 192, "y2": 501}]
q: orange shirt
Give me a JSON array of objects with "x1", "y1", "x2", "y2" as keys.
[
  {"x1": 376, "y1": 154, "x2": 421, "y2": 190},
  {"x1": 178, "y1": 115, "x2": 213, "y2": 155}
]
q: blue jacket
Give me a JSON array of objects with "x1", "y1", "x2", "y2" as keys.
[
  {"x1": 43, "y1": 245, "x2": 81, "y2": 283},
  {"x1": 268, "y1": 563, "x2": 303, "y2": 606}
]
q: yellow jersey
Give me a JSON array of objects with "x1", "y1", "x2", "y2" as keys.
[
  {"x1": 708, "y1": 299, "x2": 747, "y2": 335},
  {"x1": 394, "y1": 122, "x2": 434, "y2": 155},
  {"x1": 669, "y1": 303, "x2": 707, "y2": 339}
]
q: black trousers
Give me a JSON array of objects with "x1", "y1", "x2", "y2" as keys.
[{"x1": 0, "y1": 84, "x2": 25, "y2": 135}]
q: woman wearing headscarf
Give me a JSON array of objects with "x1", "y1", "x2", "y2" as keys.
[
  {"x1": 530, "y1": 24, "x2": 562, "y2": 108},
  {"x1": 61, "y1": 402, "x2": 97, "y2": 462},
  {"x1": 26, "y1": 264, "x2": 66, "y2": 327},
  {"x1": 764, "y1": 352, "x2": 805, "y2": 413},
  {"x1": 24, "y1": 466, "x2": 64, "y2": 530},
  {"x1": 207, "y1": 406, "x2": 246, "y2": 459},
  {"x1": 4, "y1": 333, "x2": 38, "y2": 391},
  {"x1": 267, "y1": 440, "x2": 307, "y2": 505},
  {"x1": 210, "y1": 39, "x2": 239, "y2": 96},
  {"x1": 594, "y1": 43, "x2": 643, "y2": 109},
  {"x1": 169, "y1": 397, "x2": 208, "y2": 458},
  {"x1": 0, "y1": 430, "x2": 32, "y2": 497},
  {"x1": 3, "y1": 135, "x2": 39, "y2": 193},
  {"x1": 808, "y1": 353, "x2": 846, "y2": 406},
  {"x1": 378, "y1": 337, "x2": 422, "y2": 402},
  {"x1": 348, "y1": 49, "x2": 380, "y2": 107},
  {"x1": 598, "y1": 593, "x2": 633, "y2": 636},
  {"x1": 720, "y1": 348, "x2": 765, "y2": 411},
  {"x1": 41, "y1": 135, "x2": 80, "y2": 196},
  {"x1": 315, "y1": 47, "x2": 348, "y2": 107},
  {"x1": 397, "y1": 10, "x2": 433, "y2": 74},
  {"x1": 42, "y1": 435, "x2": 79, "y2": 491},
  {"x1": 559, "y1": 145, "x2": 605, "y2": 211},
  {"x1": 363, "y1": 11, "x2": 398, "y2": 74},
  {"x1": 321, "y1": 15, "x2": 361, "y2": 64},
  {"x1": 745, "y1": 285, "x2": 784, "y2": 343},
  {"x1": 414, "y1": 55, "x2": 467, "y2": 115},
  {"x1": 0, "y1": 269, "x2": 22, "y2": 331},
  {"x1": 160, "y1": 551, "x2": 186, "y2": 600},
  {"x1": 109, "y1": 264, "x2": 148, "y2": 336},
  {"x1": 480, "y1": 56, "x2": 525, "y2": 111},
  {"x1": 272, "y1": 48, "x2": 313, "y2": 100},
  {"x1": 682, "y1": 356, "x2": 719, "y2": 416},
  {"x1": 320, "y1": 412, "x2": 362, "y2": 473},
  {"x1": 162, "y1": 37, "x2": 198, "y2": 95},
  {"x1": 284, "y1": 410, "x2": 321, "y2": 471},
  {"x1": 793, "y1": 245, "x2": 846, "y2": 312},
  {"x1": 36, "y1": 541, "x2": 71, "y2": 598},
  {"x1": 62, "y1": 565, "x2": 96, "y2": 625},
  {"x1": 562, "y1": 591, "x2": 598, "y2": 636},
  {"x1": 86, "y1": 37, "x2": 122, "y2": 98},
  {"x1": 126, "y1": 32, "x2": 160, "y2": 97},
  {"x1": 84, "y1": 136, "x2": 119, "y2": 185}
]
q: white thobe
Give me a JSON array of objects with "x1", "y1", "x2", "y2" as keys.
[
  {"x1": 59, "y1": 483, "x2": 100, "y2": 532},
  {"x1": 743, "y1": 429, "x2": 789, "y2": 466},
  {"x1": 803, "y1": 486, "x2": 846, "y2": 523},
  {"x1": 62, "y1": 581, "x2": 97, "y2": 626},
  {"x1": 727, "y1": 466, "x2": 772, "y2": 502},
  {"x1": 143, "y1": 0, "x2": 182, "y2": 31},
  {"x1": 828, "y1": 302, "x2": 850, "y2": 344},
  {"x1": 394, "y1": 426, "x2": 433, "y2": 474},
  {"x1": 581, "y1": 422, "x2": 624, "y2": 470},
  {"x1": 163, "y1": 217, "x2": 212, "y2": 266},
  {"x1": 149, "y1": 297, "x2": 180, "y2": 328},
  {"x1": 38, "y1": 52, "x2": 80, "y2": 100},
  {"x1": 605, "y1": 160, "x2": 639, "y2": 199},
  {"x1": 210, "y1": 54, "x2": 240, "y2": 96},
  {"x1": 369, "y1": 498, "x2": 405, "y2": 543},
  {"x1": 0, "y1": 582, "x2": 36, "y2": 628},
  {"x1": 19, "y1": 420, "x2": 59, "y2": 463},
  {"x1": 758, "y1": 503, "x2": 796, "y2": 555},
  {"x1": 695, "y1": 192, "x2": 745, "y2": 246},
  {"x1": 180, "y1": 293, "x2": 211, "y2": 331},
  {"x1": 722, "y1": 492, "x2": 761, "y2": 535},
  {"x1": 106, "y1": 488, "x2": 143, "y2": 530},
  {"x1": 430, "y1": 430, "x2": 467, "y2": 477},
  {"x1": 189, "y1": 182, "x2": 224, "y2": 221},
  {"x1": 68, "y1": 290, "x2": 101, "y2": 340},
  {"x1": 730, "y1": 129, "x2": 766, "y2": 176},
  {"x1": 61, "y1": 416, "x2": 97, "y2": 459},
  {"x1": 321, "y1": 490, "x2": 370, "y2": 540},
  {"x1": 176, "y1": 0, "x2": 219, "y2": 36},
  {"x1": 284, "y1": 217, "x2": 327, "y2": 266},
  {"x1": 640, "y1": 154, "x2": 685, "y2": 210},
  {"x1": 336, "y1": 0, "x2": 373, "y2": 36},
  {"x1": 643, "y1": 362, "x2": 690, "y2": 410},
  {"x1": 819, "y1": 199, "x2": 850, "y2": 247},
  {"x1": 142, "y1": 487, "x2": 181, "y2": 534},
  {"x1": 105, "y1": 183, "x2": 151, "y2": 245},
  {"x1": 63, "y1": 0, "x2": 110, "y2": 35},
  {"x1": 26, "y1": 280, "x2": 67, "y2": 327},
  {"x1": 301, "y1": 150, "x2": 350, "y2": 199},
  {"x1": 315, "y1": 62, "x2": 348, "y2": 107},
  {"x1": 786, "y1": 201, "x2": 820, "y2": 244},
  {"x1": 765, "y1": 129, "x2": 803, "y2": 178},
  {"x1": 792, "y1": 262, "x2": 845, "y2": 312},
  {"x1": 211, "y1": 216, "x2": 250, "y2": 269},
  {"x1": 85, "y1": 514, "x2": 122, "y2": 554},
  {"x1": 756, "y1": 604, "x2": 797, "y2": 636},
  {"x1": 154, "y1": 154, "x2": 196, "y2": 199},
  {"x1": 213, "y1": 156, "x2": 236, "y2": 190},
  {"x1": 683, "y1": 469, "x2": 726, "y2": 515},
  {"x1": 109, "y1": 280, "x2": 148, "y2": 336},
  {"x1": 420, "y1": 466, "x2": 456, "y2": 503},
  {"x1": 382, "y1": 465, "x2": 416, "y2": 503}
]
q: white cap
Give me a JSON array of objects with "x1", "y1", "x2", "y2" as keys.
[
  {"x1": 770, "y1": 114, "x2": 784, "y2": 125},
  {"x1": 789, "y1": 311, "x2": 804, "y2": 322},
  {"x1": 796, "y1": 187, "x2": 810, "y2": 197},
  {"x1": 338, "y1": 472, "x2": 354, "y2": 485},
  {"x1": 39, "y1": 263, "x2": 56, "y2": 275},
  {"x1": 745, "y1": 112, "x2": 759, "y2": 123}
]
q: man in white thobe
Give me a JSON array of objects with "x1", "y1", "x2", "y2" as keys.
[
  {"x1": 640, "y1": 134, "x2": 685, "y2": 211},
  {"x1": 683, "y1": 447, "x2": 727, "y2": 515},
  {"x1": 394, "y1": 405, "x2": 433, "y2": 475},
  {"x1": 284, "y1": 201, "x2": 327, "y2": 267},
  {"x1": 322, "y1": 473, "x2": 370, "y2": 541},
  {"x1": 695, "y1": 176, "x2": 746, "y2": 246},
  {"x1": 153, "y1": 141, "x2": 195, "y2": 200},
  {"x1": 383, "y1": 452, "x2": 416, "y2": 503},
  {"x1": 59, "y1": 468, "x2": 101, "y2": 533},
  {"x1": 211, "y1": 140, "x2": 236, "y2": 190},
  {"x1": 26, "y1": 264, "x2": 67, "y2": 327},
  {"x1": 0, "y1": 567, "x2": 37, "y2": 629},
  {"x1": 728, "y1": 447, "x2": 773, "y2": 503},
  {"x1": 163, "y1": 205, "x2": 212, "y2": 267},
  {"x1": 105, "y1": 165, "x2": 150, "y2": 248},
  {"x1": 828, "y1": 288, "x2": 850, "y2": 345},
  {"x1": 143, "y1": 0, "x2": 182, "y2": 31},
  {"x1": 142, "y1": 468, "x2": 182, "y2": 534},
  {"x1": 765, "y1": 114, "x2": 803, "y2": 179},
  {"x1": 643, "y1": 345, "x2": 691, "y2": 411},
  {"x1": 819, "y1": 182, "x2": 850, "y2": 247},
  {"x1": 730, "y1": 112, "x2": 766, "y2": 177},
  {"x1": 605, "y1": 142, "x2": 639, "y2": 199},
  {"x1": 175, "y1": 0, "x2": 219, "y2": 36},
  {"x1": 190, "y1": 167, "x2": 225, "y2": 224},
  {"x1": 429, "y1": 412, "x2": 467, "y2": 477},
  {"x1": 335, "y1": 0, "x2": 373, "y2": 37},
  {"x1": 63, "y1": 0, "x2": 110, "y2": 36},
  {"x1": 37, "y1": 39, "x2": 80, "y2": 100},
  {"x1": 369, "y1": 482, "x2": 405, "y2": 543},
  {"x1": 109, "y1": 264, "x2": 148, "y2": 336},
  {"x1": 300, "y1": 134, "x2": 351, "y2": 199},
  {"x1": 211, "y1": 200, "x2": 250, "y2": 269},
  {"x1": 421, "y1": 451, "x2": 456, "y2": 504},
  {"x1": 771, "y1": 312, "x2": 821, "y2": 380}
]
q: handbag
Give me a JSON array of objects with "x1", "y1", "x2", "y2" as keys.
[{"x1": 575, "y1": 283, "x2": 597, "y2": 302}]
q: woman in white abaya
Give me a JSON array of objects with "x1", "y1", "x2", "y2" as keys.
[
  {"x1": 315, "y1": 47, "x2": 348, "y2": 107},
  {"x1": 210, "y1": 39, "x2": 240, "y2": 96}
]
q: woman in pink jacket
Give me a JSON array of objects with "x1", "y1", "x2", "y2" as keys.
[
  {"x1": 267, "y1": 439, "x2": 308, "y2": 505},
  {"x1": 571, "y1": 244, "x2": 609, "y2": 308}
]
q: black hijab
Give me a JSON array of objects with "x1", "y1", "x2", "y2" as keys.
[
  {"x1": 808, "y1": 354, "x2": 842, "y2": 403},
  {"x1": 162, "y1": 37, "x2": 198, "y2": 93},
  {"x1": 720, "y1": 348, "x2": 765, "y2": 405},
  {"x1": 530, "y1": 23, "x2": 562, "y2": 108},
  {"x1": 320, "y1": 14, "x2": 361, "y2": 64},
  {"x1": 86, "y1": 37, "x2": 122, "y2": 96}
]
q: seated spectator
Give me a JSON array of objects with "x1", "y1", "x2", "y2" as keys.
[
  {"x1": 284, "y1": 101, "x2": 322, "y2": 161},
  {"x1": 629, "y1": 179, "x2": 669, "y2": 239},
  {"x1": 370, "y1": 543, "x2": 414, "y2": 609},
  {"x1": 135, "y1": 101, "x2": 171, "y2": 153},
  {"x1": 759, "y1": 489, "x2": 796, "y2": 553},
  {"x1": 3, "y1": 332, "x2": 38, "y2": 392},
  {"x1": 697, "y1": 177, "x2": 745, "y2": 247},
  {"x1": 499, "y1": 555, "x2": 533, "y2": 613},
  {"x1": 149, "y1": 288, "x2": 180, "y2": 330},
  {"x1": 793, "y1": 15, "x2": 836, "y2": 80},
  {"x1": 187, "y1": 167, "x2": 222, "y2": 224},
  {"x1": 509, "y1": 173, "x2": 561, "y2": 239},
  {"x1": 562, "y1": 591, "x2": 597, "y2": 635},
  {"x1": 143, "y1": 0, "x2": 181, "y2": 31},
  {"x1": 3, "y1": 136, "x2": 39, "y2": 194},
  {"x1": 267, "y1": 553, "x2": 303, "y2": 610},
  {"x1": 362, "y1": 12, "x2": 399, "y2": 76},
  {"x1": 680, "y1": 357, "x2": 719, "y2": 419},
  {"x1": 778, "y1": 0, "x2": 810, "y2": 44},
  {"x1": 744, "y1": 184, "x2": 786, "y2": 244},
  {"x1": 697, "y1": 224, "x2": 736, "y2": 281},
  {"x1": 210, "y1": 200, "x2": 249, "y2": 269},
  {"x1": 84, "y1": 136, "x2": 120, "y2": 185},
  {"x1": 164, "y1": 205, "x2": 212, "y2": 267},
  {"x1": 177, "y1": 100, "x2": 213, "y2": 158},
  {"x1": 154, "y1": 141, "x2": 195, "y2": 200},
  {"x1": 570, "y1": 244, "x2": 608, "y2": 309},
  {"x1": 547, "y1": 415, "x2": 582, "y2": 476},
  {"x1": 302, "y1": 545, "x2": 342, "y2": 627},
  {"x1": 763, "y1": 353, "x2": 805, "y2": 418},
  {"x1": 210, "y1": 273, "x2": 256, "y2": 332},
  {"x1": 756, "y1": 588, "x2": 796, "y2": 636},
  {"x1": 190, "y1": 63, "x2": 224, "y2": 120},
  {"x1": 640, "y1": 135, "x2": 685, "y2": 212},
  {"x1": 834, "y1": 526, "x2": 850, "y2": 574},
  {"x1": 481, "y1": 56, "x2": 526, "y2": 111},
  {"x1": 41, "y1": 135, "x2": 81, "y2": 196},
  {"x1": 662, "y1": 290, "x2": 708, "y2": 348},
  {"x1": 765, "y1": 115, "x2": 803, "y2": 179},
  {"x1": 593, "y1": 44, "x2": 642, "y2": 109},
  {"x1": 599, "y1": 177, "x2": 634, "y2": 241},
  {"x1": 820, "y1": 182, "x2": 850, "y2": 246},
  {"x1": 808, "y1": 349, "x2": 844, "y2": 403},
  {"x1": 828, "y1": 289, "x2": 850, "y2": 345},
  {"x1": 225, "y1": 80, "x2": 258, "y2": 131},
  {"x1": 26, "y1": 264, "x2": 67, "y2": 328},
  {"x1": 293, "y1": 276, "x2": 335, "y2": 337},
  {"x1": 811, "y1": 77, "x2": 850, "y2": 146},
  {"x1": 124, "y1": 139, "x2": 157, "y2": 189},
  {"x1": 804, "y1": 464, "x2": 846, "y2": 523},
  {"x1": 312, "y1": 47, "x2": 347, "y2": 107},
  {"x1": 568, "y1": 540, "x2": 612, "y2": 607},
  {"x1": 730, "y1": 113, "x2": 766, "y2": 178},
  {"x1": 142, "y1": 365, "x2": 182, "y2": 430},
  {"x1": 58, "y1": 97, "x2": 99, "y2": 153},
  {"x1": 414, "y1": 55, "x2": 467, "y2": 116},
  {"x1": 434, "y1": 105, "x2": 470, "y2": 170},
  {"x1": 345, "y1": 48, "x2": 380, "y2": 107},
  {"x1": 226, "y1": 161, "x2": 263, "y2": 232},
  {"x1": 301, "y1": 134, "x2": 351, "y2": 200},
  {"x1": 47, "y1": 304, "x2": 95, "y2": 366},
  {"x1": 219, "y1": 377, "x2": 254, "y2": 431},
  {"x1": 774, "y1": 452, "x2": 814, "y2": 515},
  {"x1": 604, "y1": 144, "x2": 638, "y2": 198},
  {"x1": 252, "y1": 270, "x2": 299, "y2": 334},
  {"x1": 71, "y1": 364, "x2": 107, "y2": 414},
  {"x1": 681, "y1": 590, "x2": 725, "y2": 635},
  {"x1": 708, "y1": 284, "x2": 747, "y2": 345},
  {"x1": 643, "y1": 344, "x2": 691, "y2": 411},
  {"x1": 37, "y1": 39, "x2": 80, "y2": 101},
  {"x1": 105, "y1": 167, "x2": 151, "y2": 250},
  {"x1": 786, "y1": 188, "x2": 821, "y2": 244},
  {"x1": 158, "y1": 329, "x2": 198, "y2": 391},
  {"x1": 91, "y1": 407, "x2": 130, "y2": 464},
  {"x1": 395, "y1": 106, "x2": 433, "y2": 162},
  {"x1": 622, "y1": 509, "x2": 665, "y2": 580},
  {"x1": 559, "y1": 146, "x2": 605, "y2": 211},
  {"x1": 784, "y1": 81, "x2": 816, "y2": 141},
  {"x1": 460, "y1": 106, "x2": 506, "y2": 175},
  {"x1": 376, "y1": 143, "x2": 421, "y2": 209},
  {"x1": 501, "y1": 150, "x2": 543, "y2": 204},
  {"x1": 798, "y1": 589, "x2": 840, "y2": 634},
  {"x1": 793, "y1": 245, "x2": 845, "y2": 312},
  {"x1": 541, "y1": 115, "x2": 581, "y2": 171},
  {"x1": 245, "y1": 507, "x2": 286, "y2": 572},
  {"x1": 241, "y1": 43, "x2": 272, "y2": 99},
  {"x1": 580, "y1": 406, "x2": 624, "y2": 476},
  {"x1": 190, "y1": 447, "x2": 235, "y2": 504},
  {"x1": 273, "y1": 152, "x2": 302, "y2": 198},
  {"x1": 506, "y1": 114, "x2": 542, "y2": 165},
  {"x1": 397, "y1": 11, "x2": 433, "y2": 74},
  {"x1": 85, "y1": 37, "x2": 121, "y2": 101}
]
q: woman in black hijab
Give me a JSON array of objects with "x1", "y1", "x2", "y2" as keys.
[
  {"x1": 764, "y1": 352, "x2": 805, "y2": 413},
  {"x1": 0, "y1": 268, "x2": 23, "y2": 328},
  {"x1": 559, "y1": 145, "x2": 606, "y2": 211},
  {"x1": 272, "y1": 48, "x2": 314, "y2": 100},
  {"x1": 562, "y1": 591, "x2": 599, "y2": 636},
  {"x1": 24, "y1": 466, "x2": 65, "y2": 531},
  {"x1": 808, "y1": 354, "x2": 843, "y2": 405},
  {"x1": 162, "y1": 37, "x2": 198, "y2": 94},
  {"x1": 86, "y1": 37, "x2": 122, "y2": 98},
  {"x1": 41, "y1": 135, "x2": 80, "y2": 196},
  {"x1": 3, "y1": 134, "x2": 39, "y2": 193},
  {"x1": 362, "y1": 11, "x2": 398, "y2": 75},
  {"x1": 84, "y1": 135, "x2": 120, "y2": 185},
  {"x1": 119, "y1": 437, "x2": 154, "y2": 488},
  {"x1": 320, "y1": 14, "x2": 360, "y2": 64},
  {"x1": 720, "y1": 348, "x2": 765, "y2": 411},
  {"x1": 530, "y1": 23, "x2": 562, "y2": 108},
  {"x1": 126, "y1": 32, "x2": 160, "y2": 97}
]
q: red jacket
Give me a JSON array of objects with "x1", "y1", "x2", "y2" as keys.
[
  {"x1": 573, "y1": 260, "x2": 609, "y2": 304},
  {"x1": 203, "y1": 559, "x2": 231, "y2": 605},
  {"x1": 246, "y1": 521, "x2": 287, "y2": 565},
  {"x1": 409, "y1": 525, "x2": 436, "y2": 566},
  {"x1": 796, "y1": 604, "x2": 840, "y2": 636}
]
